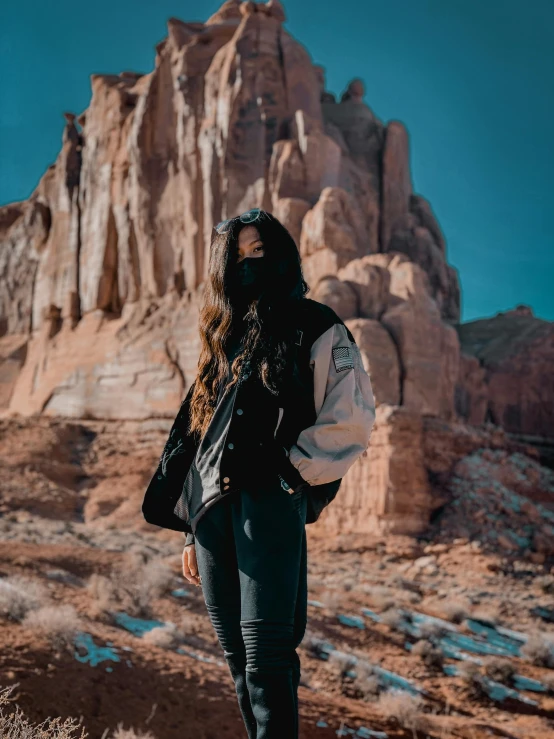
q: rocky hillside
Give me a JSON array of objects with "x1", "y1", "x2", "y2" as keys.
[
  {"x1": 0, "y1": 0, "x2": 553, "y2": 538},
  {"x1": 1, "y1": 414, "x2": 554, "y2": 739}
]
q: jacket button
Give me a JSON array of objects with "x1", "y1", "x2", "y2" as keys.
[
  {"x1": 236, "y1": 408, "x2": 243, "y2": 415},
  {"x1": 224, "y1": 485, "x2": 230, "y2": 490},
  {"x1": 223, "y1": 477, "x2": 230, "y2": 483},
  {"x1": 157, "y1": 475, "x2": 163, "y2": 480},
  {"x1": 228, "y1": 443, "x2": 234, "y2": 450}
]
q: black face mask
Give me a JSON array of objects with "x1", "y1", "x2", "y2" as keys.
[{"x1": 231, "y1": 257, "x2": 268, "y2": 301}]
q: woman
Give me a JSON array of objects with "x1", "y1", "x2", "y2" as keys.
[{"x1": 142, "y1": 208, "x2": 376, "y2": 738}]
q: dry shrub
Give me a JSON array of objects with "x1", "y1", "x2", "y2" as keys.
[
  {"x1": 326, "y1": 650, "x2": 356, "y2": 679},
  {"x1": 417, "y1": 620, "x2": 447, "y2": 641},
  {"x1": 138, "y1": 557, "x2": 175, "y2": 599},
  {"x1": 0, "y1": 577, "x2": 48, "y2": 621},
  {"x1": 380, "y1": 608, "x2": 402, "y2": 630},
  {"x1": 353, "y1": 660, "x2": 382, "y2": 700},
  {"x1": 411, "y1": 639, "x2": 444, "y2": 670},
  {"x1": 365, "y1": 586, "x2": 397, "y2": 612},
  {"x1": 87, "y1": 554, "x2": 174, "y2": 618},
  {"x1": 391, "y1": 577, "x2": 423, "y2": 598},
  {"x1": 300, "y1": 630, "x2": 329, "y2": 659},
  {"x1": 441, "y1": 601, "x2": 468, "y2": 624},
  {"x1": 459, "y1": 662, "x2": 481, "y2": 683},
  {"x1": 484, "y1": 657, "x2": 516, "y2": 683},
  {"x1": 377, "y1": 691, "x2": 426, "y2": 732},
  {"x1": 142, "y1": 623, "x2": 182, "y2": 650},
  {"x1": 0, "y1": 684, "x2": 87, "y2": 738},
  {"x1": 520, "y1": 634, "x2": 554, "y2": 668},
  {"x1": 458, "y1": 662, "x2": 487, "y2": 699},
  {"x1": 110, "y1": 724, "x2": 156, "y2": 739},
  {"x1": 177, "y1": 613, "x2": 202, "y2": 647},
  {"x1": 22, "y1": 605, "x2": 82, "y2": 650},
  {"x1": 87, "y1": 575, "x2": 114, "y2": 617}
]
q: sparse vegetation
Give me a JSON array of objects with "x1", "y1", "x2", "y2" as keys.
[
  {"x1": 0, "y1": 684, "x2": 87, "y2": 738},
  {"x1": 87, "y1": 554, "x2": 174, "y2": 618},
  {"x1": 441, "y1": 601, "x2": 469, "y2": 624},
  {"x1": 411, "y1": 639, "x2": 444, "y2": 670},
  {"x1": 364, "y1": 586, "x2": 397, "y2": 612},
  {"x1": 417, "y1": 620, "x2": 447, "y2": 641},
  {"x1": 380, "y1": 608, "x2": 403, "y2": 630},
  {"x1": 458, "y1": 662, "x2": 488, "y2": 699},
  {"x1": 326, "y1": 650, "x2": 356, "y2": 678},
  {"x1": 352, "y1": 660, "x2": 382, "y2": 700},
  {"x1": 520, "y1": 634, "x2": 554, "y2": 668},
  {"x1": 142, "y1": 622, "x2": 183, "y2": 650},
  {"x1": 87, "y1": 573, "x2": 114, "y2": 618},
  {"x1": 22, "y1": 605, "x2": 82, "y2": 650},
  {"x1": 1, "y1": 412, "x2": 553, "y2": 739},
  {"x1": 483, "y1": 657, "x2": 516, "y2": 684},
  {"x1": 137, "y1": 556, "x2": 175, "y2": 599},
  {"x1": 391, "y1": 577, "x2": 423, "y2": 599},
  {"x1": 109, "y1": 724, "x2": 156, "y2": 739},
  {"x1": 299, "y1": 629, "x2": 331, "y2": 660},
  {"x1": 0, "y1": 576, "x2": 48, "y2": 622},
  {"x1": 377, "y1": 691, "x2": 426, "y2": 733}
]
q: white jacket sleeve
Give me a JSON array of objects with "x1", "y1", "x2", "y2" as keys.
[{"x1": 287, "y1": 323, "x2": 376, "y2": 486}]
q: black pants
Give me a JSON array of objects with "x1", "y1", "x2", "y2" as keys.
[{"x1": 194, "y1": 478, "x2": 308, "y2": 739}]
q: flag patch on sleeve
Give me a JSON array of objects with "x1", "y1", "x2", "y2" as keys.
[{"x1": 332, "y1": 346, "x2": 354, "y2": 372}]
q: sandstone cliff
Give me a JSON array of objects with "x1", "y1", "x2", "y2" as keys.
[{"x1": 1, "y1": 0, "x2": 552, "y2": 538}]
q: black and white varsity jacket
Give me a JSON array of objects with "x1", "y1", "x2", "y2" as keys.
[{"x1": 141, "y1": 298, "x2": 376, "y2": 535}]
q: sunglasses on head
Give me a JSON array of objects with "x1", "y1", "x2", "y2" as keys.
[{"x1": 215, "y1": 208, "x2": 263, "y2": 235}]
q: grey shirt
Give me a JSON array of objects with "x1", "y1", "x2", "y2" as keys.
[{"x1": 183, "y1": 323, "x2": 246, "y2": 545}]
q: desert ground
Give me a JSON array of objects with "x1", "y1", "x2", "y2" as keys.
[{"x1": 1, "y1": 415, "x2": 553, "y2": 739}]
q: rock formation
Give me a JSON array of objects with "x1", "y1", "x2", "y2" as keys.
[
  {"x1": 457, "y1": 306, "x2": 554, "y2": 436},
  {"x1": 0, "y1": 0, "x2": 552, "y2": 539}
]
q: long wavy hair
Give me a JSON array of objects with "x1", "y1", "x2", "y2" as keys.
[{"x1": 188, "y1": 210, "x2": 309, "y2": 440}]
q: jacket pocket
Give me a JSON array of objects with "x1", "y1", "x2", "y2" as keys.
[
  {"x1": 266, "y1": 438, "x2": 310, "y2": 493},
  {"x1": 303, "y1": 479, "x2": 342, "y2": 525},
  {"x1": 275, "y1": 478, "x2": 307, "y2": 524}
]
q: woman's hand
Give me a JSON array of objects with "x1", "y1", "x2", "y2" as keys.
[{"x1": 182, "y1": 544, "x2": 201, "y2": 587}]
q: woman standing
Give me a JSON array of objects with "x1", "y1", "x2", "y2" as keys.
[{"x1": 142, "y1": 209, "x2": 376, "y2": 738}]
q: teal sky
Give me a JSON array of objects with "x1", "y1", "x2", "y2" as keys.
[{"x1": 1, "y1": 0, "x2": 552, "y2": 323}]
